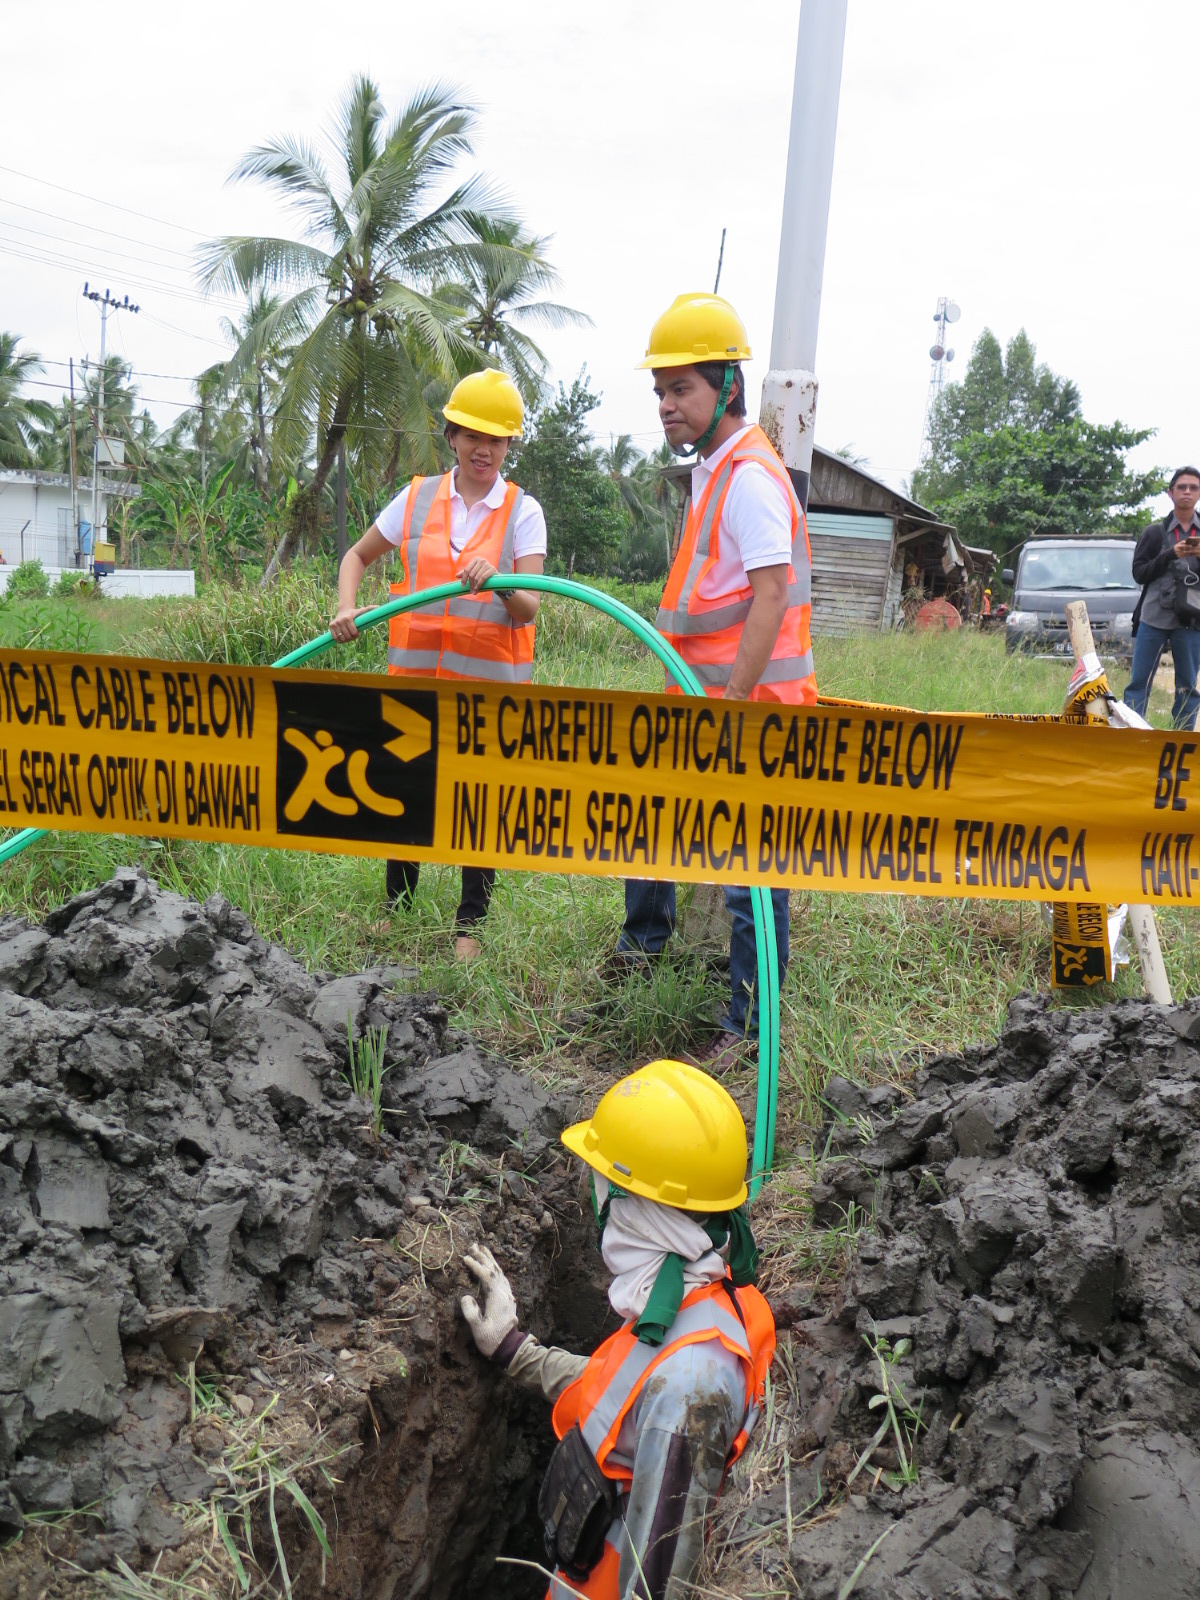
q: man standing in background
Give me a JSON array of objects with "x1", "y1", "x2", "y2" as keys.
[
  {"x1": 1124, "y1": 466, "x2": 1200, "y2": 729},
  {"x1": 608, "y1": 293, "x2": 816, "y2": 1068}
]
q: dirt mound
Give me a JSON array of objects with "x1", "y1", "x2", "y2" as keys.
[
  {"x1": 0, "y1": 869, "x2": 602, "y2": 1598},
  {"x1": 788, "y1": 993, "x2": 1200, "y2": 1599}
]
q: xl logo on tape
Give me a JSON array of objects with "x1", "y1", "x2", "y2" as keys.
[{"x1": 274, "y1": 682, "x2": 438, "y2": 846}]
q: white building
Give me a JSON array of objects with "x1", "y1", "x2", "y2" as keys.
[{"x1": 0, "y1": 469, "x2": 194, "y2": 598}]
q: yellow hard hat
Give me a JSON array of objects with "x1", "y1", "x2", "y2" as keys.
[
  {"x1": 443, "y1": 369, "x2": 524, "y2": 438},
  {"x1": 561, "y1": 1059, "x2": 748, "y2": 1212},
  {"x1": 637, "y1": 293, "x2": 752, "y2": 370}
]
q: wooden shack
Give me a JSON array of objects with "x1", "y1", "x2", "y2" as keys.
[
  {"x1": 662, "y1": 446, "x2": 987, "y2": 632},
  {"x1": 807, "y1": 449, "x2": 985, "y2": 633}
]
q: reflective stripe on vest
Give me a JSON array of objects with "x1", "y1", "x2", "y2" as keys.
[
  {"x1": 654, "y1": 426, "x2": 816, "y2": 705},
  {"x1": 551, "y1": 1280, "x2": 774, "y2": 1486},
  {"x1": 387, "y1": 473, "x2": 533, "y2": 682},
  {"x1": 580, "y1": 1291, "x2": 751, "y2": 1472}
]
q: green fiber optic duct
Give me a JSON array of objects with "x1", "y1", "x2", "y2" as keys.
[{"x1": 0, "y1": 575, "x2": 779, "y2": 1193}]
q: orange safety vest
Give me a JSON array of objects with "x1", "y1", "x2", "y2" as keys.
[
  {"x1": 387, "y1": 473, "x2": 534, "y2": 683},
  {"x1": 656, "y1": 424, "x2": 816, "y2": 704},
  {"x1": 544, "y1": 1278, "x2": 776, "y2": 1600}
]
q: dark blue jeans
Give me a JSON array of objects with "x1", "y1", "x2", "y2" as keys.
[
  {"x1": 1123, "y1": 622, "x2": 1200, "y2": 729},
  {"x1": 619, "y1": 879, "x2": 789, "y2": 1038}
]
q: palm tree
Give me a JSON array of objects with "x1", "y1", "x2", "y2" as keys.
[
  {"x1": 199, "y1": 76, "x2": 529, "y2": 582},
  {"x1": 599, "y1": 434, "x2": 657, "y2": 521},
  {"x1": 32, "y1": 356, "x2": 150, "y2": 480},
  {"x1": 208, "y1": 290, "x2": 291, "y2": 494},
  {"x1": 441, "y1": 217, "x2": 590, "y2": 402},
  {"x1": 0, "y1": 334, "x2": 54, "y2": 467}
]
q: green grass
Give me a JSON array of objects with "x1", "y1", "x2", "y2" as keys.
[{"x1": 0, "y1": 584, "x2": 1190, "y2": 1119}]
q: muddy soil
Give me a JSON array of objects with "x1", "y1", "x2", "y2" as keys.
[
  {"x1": 775, "y1": 993, "x2": 1200, "y2": 1600},
  {"x1": 0, "y1": 870, "x2": 608, "y2": 1599}
]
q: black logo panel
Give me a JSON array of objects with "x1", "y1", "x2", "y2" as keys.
[{"x1": 274, "y1": 681, "x2": 438, "y2": 846}]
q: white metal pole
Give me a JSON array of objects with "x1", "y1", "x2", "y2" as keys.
[{"x1": 759, "y1": 0, "x2": 849, "y2": 506}]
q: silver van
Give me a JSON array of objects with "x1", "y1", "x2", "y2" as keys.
[{"x1": 1002, "y1": 538, "x2": 1138, "y2": 659}]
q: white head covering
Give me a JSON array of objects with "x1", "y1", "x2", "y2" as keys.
[{"x1": 595, "y1": 1177, "x2": 728, "y2": 1321}]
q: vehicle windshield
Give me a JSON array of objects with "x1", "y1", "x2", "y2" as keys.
[{"x1": 1018, "y1": 545, "x2": 1135, "y2": 591}]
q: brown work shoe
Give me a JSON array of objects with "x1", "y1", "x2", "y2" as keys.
[
  {"x1": 597, "y1": 947, "x2": 658, "y2": 984},
  {"x1": 454, "y1": 934, "x2": 482, "y2": 963},
  {"x1": 690, "y1": 1030, "x2": 750, "y2": 1074}
]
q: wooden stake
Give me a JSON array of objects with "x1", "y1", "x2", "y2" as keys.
[{"x1": 1063, "y1": 600, "x2": 1172, "y2": 1003}]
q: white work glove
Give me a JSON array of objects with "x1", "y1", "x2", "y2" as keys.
[{"x1": 460, "y1": 1244, "x2": 520, "y2": 1358}]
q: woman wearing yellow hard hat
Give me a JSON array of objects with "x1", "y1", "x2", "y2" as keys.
[
  {"x1": 331, "y1": 369, "x2": 545, "y2": 959},
  {"x1": 459, "y1": 1060, "x2": 776, "y2": 1599}
]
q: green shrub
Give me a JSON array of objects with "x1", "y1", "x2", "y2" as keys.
[
  {"x1": 146, "y1": 562, "x2": 388, "y2": 674},
  {"x1": 3, "y1": 560, "x2": 49, "y2": 602},
  {"x1": 53, "y1": 570, "x2": 93, "y2": 600}
]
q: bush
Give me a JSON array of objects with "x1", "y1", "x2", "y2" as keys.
[
  {"x1": 3, "y1": 560, "x2": 49, "y2": 602},
  {"x1": 147, "y1": 562, "x2": 388, "y2": 674},
  {"x1": 53, "y1": 570, "x2": 94, "y2": 599}
]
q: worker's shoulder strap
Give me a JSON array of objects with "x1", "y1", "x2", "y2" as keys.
[{"x1": 719, "y1": 1277, "x2": 747, "y2": 1330}]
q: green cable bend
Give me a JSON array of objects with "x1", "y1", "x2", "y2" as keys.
[{"x1": 1, "y1": 574, "x2": 779, "y2": 1191}]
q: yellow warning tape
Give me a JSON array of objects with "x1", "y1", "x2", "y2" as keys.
[{"x1": 1, "y1": 646, "x2": 1197, "y2": 906}]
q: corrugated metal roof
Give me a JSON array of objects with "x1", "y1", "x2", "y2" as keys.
[{"x1": 808, "y1": 511, "x2": 893, "y2": 542}]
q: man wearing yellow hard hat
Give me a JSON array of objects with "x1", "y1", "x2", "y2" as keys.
[
  {"x1": 460, "y1": 1059, "x2": 775, "y2": 1598},
  {"x1": 610, "y1": 294, "x2": 816, "y2": 1066},
  {"x1": 331, "y1": 369, "x2": 545, "y2": 960}
]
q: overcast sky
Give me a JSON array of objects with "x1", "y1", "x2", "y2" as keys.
[{"x1": 4, "y1": 1, "x2": 1196, "y2": 513}]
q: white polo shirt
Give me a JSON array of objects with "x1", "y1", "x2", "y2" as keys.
[
  {"x1": 689, "y1": 425, "x2": 794, "y2": 600},
  {"x1": 375, "y1": 469, "x2": 547, "y2": 560}
]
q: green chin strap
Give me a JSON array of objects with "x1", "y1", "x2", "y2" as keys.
[{"x1": 671, "y1": 364, "x2": 734, "y2": 458}]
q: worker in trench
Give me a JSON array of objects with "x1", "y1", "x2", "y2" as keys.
[
  {"x1": 330, "y1": 369, "x2": 546, "y2": 961},
  {"x1": 605, "y1": 294, "x2": 816, "y2": 1069},
  {"x1": 460, "y1": 1059, "x2": 775, "y2": 1599}
]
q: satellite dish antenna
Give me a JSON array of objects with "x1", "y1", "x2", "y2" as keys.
[
  {"x1": 930, "y1": 344, "x2": 945, "y2": 361},
  {"x1": 945, "y1": 348, "x2": 955, "y2": 362},
  {"x1": 945, "y1": 301, "x2": 961, "y2": 324}
]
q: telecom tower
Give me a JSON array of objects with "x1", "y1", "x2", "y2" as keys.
[{"x1": 921, "y1": 296, "x2": 960, "y2": 454}]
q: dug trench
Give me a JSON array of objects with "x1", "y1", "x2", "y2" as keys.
[
  {"x1": 0, "y1": 869, "x2": 613, "y2": 1599},
  {"x1": 725, "y1": 991, "x2": 1200, "y2": 1600},
  {"x1": 5, "y1": 876, "x2": 1200, "y2": 1600}
]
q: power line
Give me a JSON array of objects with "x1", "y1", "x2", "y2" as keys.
[
  {"x1": 0, "y1": 161, "x2": 206, "y2": 237},
  {"x1": 0, "y1": 193, "x2": 199, "y2": 261},
  {"x1": 0, "y1": 235, "x2": 241, "y2": 310},
  {"x1": 36, "y1": 357, "x2": 211, "y2": 383},
  {"x1": 0, "y1": 216, "x2": 200, "y2": 277}
]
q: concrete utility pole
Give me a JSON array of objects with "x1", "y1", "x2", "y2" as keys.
[
  {"x1": 68, "y1": 358, "x2": 80, "y2": 564},
  {"x1": 759, "y1": 0, "x2": 849, "y2": 509},
  {"x1": 82, "y1": 284, "x2": 139, "y2": 559}
]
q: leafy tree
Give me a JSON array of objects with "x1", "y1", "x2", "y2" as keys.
[
  {"x1": 599, "y1": 434, "x2": 674, "y2": 581},
  {"x1": 199, "y1": 76, "x2": 537, "y2": 581},
  {"x1": 0, "y1": 334, "x2": 54, "y2": 467},
  {"x1": 440, "y1": 217, "x2": 590, "y2": 403},
  {"x1": 913, "y1": 329, "x2": 1160, "y2": 556},
  {"x1": 508, "y1": 374, "x2": 630, "y2": 578}
]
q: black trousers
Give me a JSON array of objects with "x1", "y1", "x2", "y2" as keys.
[{"x1": 385, "y1": 860, "x2": 496, "y2": 929}]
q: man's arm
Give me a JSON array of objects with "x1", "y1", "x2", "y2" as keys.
[
  {"x1": 1132, "y1": 522, "x2": 1174, "y2": 587},
  {"x1": 724, "y1": 564, "x2": 789, "y2": 700}
]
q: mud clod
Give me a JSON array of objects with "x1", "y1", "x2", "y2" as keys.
[
  {"x1": 791, "y1": 992, "x2": 1200, "y2": 1598},
  {"x1": 0, "y1": 871, "x2": 597, "y2": 1597}
]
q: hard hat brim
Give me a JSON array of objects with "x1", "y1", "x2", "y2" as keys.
[
  {"x1": 560, "y1": 1118, "x2": 749, "y2": 1213},
  {"x1": 442, "y1": 403, "x2": 521, "y2": 439},
  {"x1": 635, "y1": 348, "x2": 751, "y2": 372}
]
